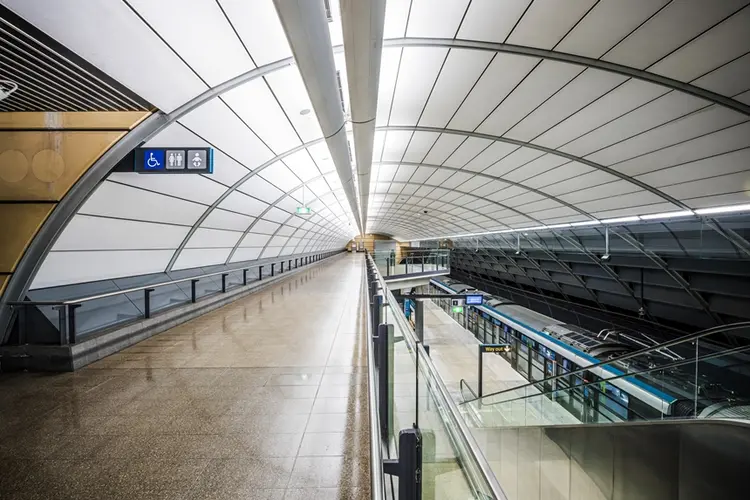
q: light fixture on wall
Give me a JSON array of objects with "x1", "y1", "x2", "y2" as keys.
[{"x1": 0, "y1": 80, "x2": 18, "y2": 102}]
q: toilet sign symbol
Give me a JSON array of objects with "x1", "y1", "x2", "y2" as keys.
[
  {"x1": 192, "y1": 152, "x2": 202, "y2": 168},
  {"x1": 147, "y1": 152, "x2": 160, "y2": 168},
  {"x1": 143, "y1": 149, "x2": 164, "y2": 170}
]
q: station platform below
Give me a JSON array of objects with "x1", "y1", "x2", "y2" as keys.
[{"x1": 0, "y1": 254, "x2": 370, "y2": 500}]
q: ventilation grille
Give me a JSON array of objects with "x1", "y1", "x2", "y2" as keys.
[{"x1": 0, "y1": 6, "x2": 152, "y2": 112}]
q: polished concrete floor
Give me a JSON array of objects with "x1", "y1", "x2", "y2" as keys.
[{"x1": 0, "y1": 254, "x2": 370, "y2": 500}]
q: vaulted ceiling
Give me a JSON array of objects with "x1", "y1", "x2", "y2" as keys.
[{"x1": 2, "y1": 0, "x2": 750, "y2": 289}]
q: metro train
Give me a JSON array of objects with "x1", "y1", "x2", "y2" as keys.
[{"x1": 427, "y1": 278, "x2": 746, "y2": 422}]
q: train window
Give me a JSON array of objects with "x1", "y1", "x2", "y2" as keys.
[{"x1": 539, "y1": 345, "x2": 556, "y2": 361}]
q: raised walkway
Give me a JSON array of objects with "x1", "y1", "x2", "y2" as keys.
[{"x1": 0, "y1": 253, "x2": 370, "y2": 500}]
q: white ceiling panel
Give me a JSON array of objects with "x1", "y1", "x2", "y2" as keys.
[
  {"x1": 440, "y1": 172, "x2": 473, "y2": 190},
  {"x1": 127, "y1": 0, "x2": 254, "y2": 87},
  {"x1": 222, "y1": 79, "x2": 302, "y2": 154},
  {"x1": 179, "y1": 99, "x2": 274, "y2": 168},
  {"x1": 237, "y1": 175, "x2": 284, "y2": 203},
  {"x1": 637, "y1": 148, "x2": 750, "y2": 187},
  {"x1": 389, "y1": 47, "x2": 450, "y2": 125},
  {"x1": 602, "y1": 0, "x2": 749, "y2": 70},
  {"x1": 423, "y1": 134, "x2": 467, "y2": 166},
  {"x1": 561, "y1": 92, "x2": 710, "y2": 157},
  {"x1": 79, "y1": 181, "x2": 205, "y2": 226},
  {"x1": 533, "y1": 79, "x2": 670, "y2": 150},
  {"x1": 693, "y1": 54, "x2": 750, "y2": 97},
  {"x1": 483, "y1": 148, "x2": 545, "y2": 178},
  {"x1": 555, "y1": 0, "x2": 670, "y2": 58},
  {"x1": 239, "y1": 233, "x2": 271, "y2": 247},
  {"x1": 107, "y1": 173, "x2": 225, "y2": 206},
  {"x1": 393, "y1": 165, "x2": 417, "y2": 182},
  {"x1": 419, "y1": 49, "x2": 494, "y2": 128},
  {"x1": 251, "y1": 219, "x2": 281, "y2": 235},
  {"x1": 457, "y1": 0, "x2": 531, "y2": 43},
  {"x1": 381, "y1": 130, "x2": 413, "y2": 162},
  {"x1": 543, "y1": 171, "x2": 620, "y2": 196},
  {"x1": 282, "y1": 150, "x2": 320, "y2": 182},
  {"x1": 401, "y1": 131, "x2": 440, "y2": 163},
  {"x1": 383, "y1": 0, "x2": 410, "y2": 38},
  {"x1": 444, "y1": 137, "x2": 493, "y2": 168},
  {"x1": 405, "y1": 0, "x2": 470, "y2": 38},
  {"x1": 265, "y1": 66, "x2": 323, "y2": 142},
  {"x1": 264, "y1": 207, "x2": 291, "y2": 224},
  {"x1": 185, "y1": 228, "x2": 243, "y2": 249},
  {"x1": 506, "y1": 0, "x2": 597, "y2": 49},
  {"x1": 1, "y1": 0, "x2": 207, "y2": 112},
  {"x1": 218, "y1": 191, "x2": 269, "y2": 216},
  {"x1": 462, "y1": 142, "x2": 519, "y2": 172},
  {"x1": 606, "y1": 121, "x2": 750, "y2": 179},
  {"x1": 505, "y1": 69, "x2": 628, "y2": 142},
  {"x1": 201, "y1": 209, "x2": 254, "y2": 232},
  {"x1": 576, "y1": 191, "x2": 666, "y2": 212},
  {"x1": 173, "y1": 248, "x2": 232, "y2": 270},
  {"x1": 477, "y1": 60, "x2": 584, "y2": 137},
  {"x1": 230, "y1": 247, "x2": 263, "y2": 263},
  {"x1": 262, "y1": 247, "x2": 282, "y2": 258},
  {"x1": 377, "y1": 47, "x2": 403, "y2": 126},
  {"x1": 505, "y1": 154, "x2": 572, "y2": 184},
  {"x1": 52, "y1": 215, "x2": 188, "y2": 251},
  {"x1": 449, "y1": 53, "x2": 540, "y2": 131},
  {"x1": 31, "y1": 250, "x2": 175, "y2": 290},
  {"x1": 648, "y1": 7, "x2": 750, "y2": 84},
  {"x1": 218, "y1": 0, "x2": 291, "y2": 66},
  {"x1": 259, "y1": 162, "x2": 301, "y2": 191}
]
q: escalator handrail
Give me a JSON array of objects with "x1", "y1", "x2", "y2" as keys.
[{"x1": 461, "y1": 320, "x2": 750, "y2": 405}]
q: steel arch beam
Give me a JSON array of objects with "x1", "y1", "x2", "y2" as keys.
[
  {"x1": 375, "y1": 160, "x2": 593, "y2": 219},
  {"x1": 611, "y1": 229, "x2": 723, "y2": 325},
  {"x1": 376, "y1": 125, "x2": 689, "y2": 210},
  {"x1": 382, "y1": 37, "x2": 750, "y2": 117}
]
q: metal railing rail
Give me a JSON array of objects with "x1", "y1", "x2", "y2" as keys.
[
  {"x1": 461, "y1": 320, "x2": 750, "y2": 405},
  {"x1": 368, "y1": 253, "x2": 508, "y2": 500},
  {"x1": 4, "y1": 251, "x2": 340, "y2": 345},
  {"x1": 363, "y1": 260, "x2": 387, "y2": 500}
]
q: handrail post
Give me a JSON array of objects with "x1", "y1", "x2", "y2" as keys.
[
  {"x1": 271, "y1": 263, "x2": 275, "y2": 276},
  {"x1": 144, "y1": 288, "x2": 154, "y2": 319},
  {"x1": 281, "y1": 261, "x2": 284, "y2": 273},
  {"x1": 221, "y1": 273, "x2": 228, "y2": 293},
  {"x1": 242, "y1": 269, "x2": 247, "y2": 286},
  {"x1": 68, "y1": 304, "x2": 81, "y2": 344},
  {"x1": 191, "y1": 279, "x2": 199, "y2": 303},
  {"x1": 421, "y1": 255, "x2": 424, "y2": 273},
  {"x1": 55, "y1": 305, "x2": 67, "y2": 345},
  {"x1": 259, "y1": 266, "x2": 263, "y2": 280}
]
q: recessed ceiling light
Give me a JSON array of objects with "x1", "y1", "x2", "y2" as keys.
[{"x1": 300, "y1": 109, "x2": 311, "y2": 116}]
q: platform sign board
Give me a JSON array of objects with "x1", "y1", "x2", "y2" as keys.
[
  {"x1": 135, "y1": 147, "x2": 213, "y2": 174},
  {"x1": 466, "y1": 294, "x2": 483, "y2": 305},
  {"x1": 479, "y1": 344, "x2": 511, "y2": 354}
]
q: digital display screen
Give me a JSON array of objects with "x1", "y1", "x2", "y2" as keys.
[{"x1": 466, "y1": 294, "x2": 483, "y2": 305}]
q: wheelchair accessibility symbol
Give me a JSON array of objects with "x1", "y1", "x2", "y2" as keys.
[{"x1": 143, "y1": 149, "x2": 165, "y2": 171}]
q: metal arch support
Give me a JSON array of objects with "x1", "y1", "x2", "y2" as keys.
[
  {"x1": 382, "y1": 37, "x2": 750, "y2": 118},
  {"x1": 0, "y1": 112, "x2": 169, "y2": 342},
  {"x1": 611, "y1": 228, "x2": 724, "y2": 325},
  {"x1": 224, "y1": 173, "x2": 352, "y2": 265},
  {"x1": 703, "y1": 219, "x2": 750, "y2": 259},
  {"x1": 548, "y1": 230, "x2": 644, "y2": 312},
  {"x1": 512, "y1": 234, "x2": 603, "y2": 307},
  {"x1": 377, "y1": 125, "x2": 690, "y2": 211},
  {"x1": 375, "y1": 160, "x2": 593, "y2": 219},
  {"x1": 481, "y1": 236, "x2": 574, "y2": 303}
]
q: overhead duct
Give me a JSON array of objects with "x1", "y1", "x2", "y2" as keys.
[
  {"x1": 273, "y1": 0, "x2": 363, "y2": 234},
  {"x1": 340, "y1": 0, "x2": 385, "y2": 234}
]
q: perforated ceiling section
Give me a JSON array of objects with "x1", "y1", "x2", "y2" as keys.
[{"x1": 3, "y1": 0, "x2": 750, "y2": 287}]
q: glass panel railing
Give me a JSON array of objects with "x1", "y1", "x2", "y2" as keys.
[
  {"x1": 367, "y1": 254, "x2": 506, "y2": 499},
  {"x1": 371, "y1": 250, "x2": 451, "y2": 278}
]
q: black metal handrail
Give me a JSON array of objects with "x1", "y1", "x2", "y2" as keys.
[{"x1": 4, "y1": 251, "x2": 338, "y2": 345}]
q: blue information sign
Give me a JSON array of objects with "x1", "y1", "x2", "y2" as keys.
[
  {"x1": 134, "y1": 147, "x2": 213, "y2": 174},
  {"x1": 466, "y1": 294, "x2": 483, "y2": 305}
]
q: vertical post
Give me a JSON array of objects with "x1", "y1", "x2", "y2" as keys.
[
  {"x1": 221, "y1": 273, "x2": 228, "y2": 293},
  {"x1": 281, "y1": 261, "x2": 284, "y2": 273},
  {"x1": 288, "y1": 259, "x2": 291, "y2": 270},
  {"x1": 56, "y1": 305, "x2": 67, "y2": 345},
  {"x1": 67, "y1": 304, "x2": 80, "y2": 345},
  {"x1": 271, "y1": 263, "x2": 275, "y2": 276},
  {"x1": 415, "y1": 299, "x2": 424, "y2": 342},
  {"x1": 478, "y1": 345, "x2": 483, "y2": 398},
  {"x1": 243, "y1": 269, "x2": 247, "y2": 286},
  {"x1": 295, "y1": 258, "x2": 298, "y2": 268},
  {"x1": 377, "y1": 323, "x2": 394, "y2": 438},
  {"x1": 144, "y1": 288, "x2": 154, "y2": 319},
  {"x1": 191, "y1": 279, "x2": 199, "y2": 303},
  {"x1": 259, "y1": 266, "x2": 263, "y2": 280},
  {"x1": 421, "y1": 255, "x2": 424, "y2": 273},
  {"x1": 372, "y1": 293, "x2": 383, "y2": 345}
]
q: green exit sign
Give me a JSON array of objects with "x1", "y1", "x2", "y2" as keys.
[
  {"x1": 296, "y1": 206, "x2": 312, "y2": 215},
  {"x1": 452, "y1": 306, "x2": 463, "y2": 314}
]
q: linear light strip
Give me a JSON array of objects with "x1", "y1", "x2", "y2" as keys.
[{"x1": 408, "y1": 203, "x2": 750, "y2": 242}]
